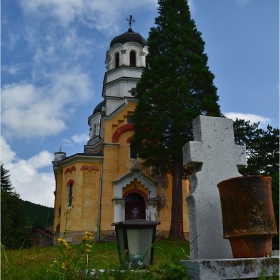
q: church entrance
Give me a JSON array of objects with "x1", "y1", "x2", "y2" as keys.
[{"x1": 125, "y1": 193, "x2": 146, "y2": 220}]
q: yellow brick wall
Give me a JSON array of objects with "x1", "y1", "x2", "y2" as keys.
[
  {"x1": 101, "y1": 100, "x2": 190, "y2": 237},
  {"x1": 53, "y1": 100, "x2": 190, "y2": 242},
  {"x1": 53, "y1": 161, "x2": 101, "y2": 241}
]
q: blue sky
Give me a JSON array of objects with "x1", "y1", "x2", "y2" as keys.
[{"x1": 1, "y1": 0, "x2": 278, "y2": 207}]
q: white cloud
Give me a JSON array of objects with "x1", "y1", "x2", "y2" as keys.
[
  {"x1": 1, "y1": 82, "x2": 66, "y2": 138},
  {"x1": 0, "y1": 136, "x2": 16, "y2": 164},
  {"x1": 1, "y1": 68, "x2": 93, "y2": 138},
  {"x1": 61, "y1": 133, "x2": 89, "y2": 147},
  {"x1": 27, "y1": 151, "x2": 54, "y2": 169},
  {"x1": 62, "y1": 138, "x2": 75, "y2": 147},
  {"x1": 224, "y1": 112, "x2": 272, "y2": 127},
  {"x1": 2, "y1": 64, "x2": 20, "y2": 75},
  {"x1": 71, "y1": 133, "x2": 89, "y2": 144},
  {"x1": 20, "y1": 0, "x2": 157, "y2": 34},
  {"x1": 0, "y1": 137, "x2": 55, "y2": 207},
  {"x1": 188, "y1": 0, "x2": 195, "y2": 13},
  {"x1": 1, "y1": 19, "x2": 95, "y2": 141}
]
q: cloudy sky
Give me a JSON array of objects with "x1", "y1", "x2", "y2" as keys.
[{"x1": 1, "y1": 0, "x2": 278, "y2": 207}]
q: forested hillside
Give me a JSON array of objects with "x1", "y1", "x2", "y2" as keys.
[{"x1": 20, "y1": 200, "x2": 54, "y2": 228}]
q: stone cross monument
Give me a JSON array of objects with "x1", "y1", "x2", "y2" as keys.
[{"x1": 183, "y1": 115, "x2": 247, "y2": 259}]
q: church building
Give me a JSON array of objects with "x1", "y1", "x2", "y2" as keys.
[{"x1": 52, "y1": 26, "x2": 190, "y2": 244}]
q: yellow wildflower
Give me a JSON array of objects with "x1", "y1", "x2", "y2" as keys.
[
  {"x1": 61, "y1": 262, "x2": 67, "y2": 269},
  {"x1": 82, "y1": 235, "x2": 93, "y2": 242},
  {"x1": 58, "y1": 238, "x2": 66, "y2": 243},
  {"x1": 86, "y1": 249, "x2": 91, "y2": 253},
  {"x1": 86, "y1": 244, "x2": 92, "y2": 248},
  {"x1": 63, "y1": 242, "x2": 71, "y2": 249},
  {"x1": 85, "y1": 231, "x2": 93, "y2": 236}
]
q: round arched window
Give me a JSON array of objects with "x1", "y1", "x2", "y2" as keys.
[
  {"x1": 130, "y1": 51, "x2": 136, "y2": 67},
  {"x1": 115, "y1": 52, "x2": 120, "y2": 68}
]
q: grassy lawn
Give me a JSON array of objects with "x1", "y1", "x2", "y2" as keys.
[{"x1": 1, "y1": 239, "x2": 191, "y2": 280}]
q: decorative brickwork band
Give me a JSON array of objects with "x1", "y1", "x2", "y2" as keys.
[
  {"x1": 64, "y1": 166, "x2": 77, "y2": 175},
  {"x1": 66, "y1": 179, "x2": 74, "y2": 186},
  {"x1": 112, "y1": 123, "x2": 133, "y2": 143},
  {"x1": 126, "y1": 136, "x2": 133, "y2": 143},
  {"x1": 123, "y1": 189, "x2": 148, "y2": 200},
  {"x1": 80, "y1": 165, "x2": 99, "y2": 172}
]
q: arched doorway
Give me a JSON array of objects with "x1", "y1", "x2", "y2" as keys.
[{"x1": 125, "y1": 193, "x2": 146, "y2": 220}]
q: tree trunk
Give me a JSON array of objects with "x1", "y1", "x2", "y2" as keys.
[{"x1": 168, "y1": 156, "x2": 185, "y2": 240}]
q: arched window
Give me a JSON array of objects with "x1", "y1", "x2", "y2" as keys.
[
  {"x1": 55, "y1": 224, "x2": 60, "y2": 236},
  {"x1": 130, "y1": 51, "x2": 136, "y2": 67},
  {"x1": 115, "y1": 52, "x2": 119, "y2": 68},
  {"x1": 67, "y1": 181, "x2": 74, "y2": 207}
]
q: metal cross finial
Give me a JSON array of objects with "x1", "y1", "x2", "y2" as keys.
[{"x1": 126, "y1": 15, "x2": 135, "y2": 30}]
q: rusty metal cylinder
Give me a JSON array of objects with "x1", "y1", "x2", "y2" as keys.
[{"x1": 217, "y1": 175, "x2": 278, "y2": 258}]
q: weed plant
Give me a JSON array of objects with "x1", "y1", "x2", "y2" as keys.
[
  {"x1": 1, "y1": 209, "x2": 278, "y2": 279},
  {"x1": 1, "y1": 238, "x2": 279, "y2": 279},
  {"x1": 1, "y1": 238, "x2": 190, "y2": 280}
]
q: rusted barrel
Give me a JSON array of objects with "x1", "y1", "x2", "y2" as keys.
[{"x1": 217, "y1": 175, "x2": 278, "y2": 258}]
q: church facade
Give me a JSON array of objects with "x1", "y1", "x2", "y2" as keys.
[{"x1": 52, "y1": 28, "x2": 190, "y2": 244}]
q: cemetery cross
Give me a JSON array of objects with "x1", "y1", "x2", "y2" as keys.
[{"x1": 183, "y1": 116, "x2": 247, "y2": 259}]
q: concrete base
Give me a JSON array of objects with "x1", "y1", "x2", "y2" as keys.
[{"x1": 181, "y1": 255, "x2": 279, "y2": 280}]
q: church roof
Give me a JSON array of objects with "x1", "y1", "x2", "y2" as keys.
[
  {"x1": 110, "y1": 28, "x2": 147, "y2": 48},
  {"x1": 93, "y1": 100, "x2": 105, "y2": 115}
]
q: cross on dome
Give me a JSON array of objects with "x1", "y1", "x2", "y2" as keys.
[{"x1": 126, "y1": 15, "x2": 135, "y2": 31}]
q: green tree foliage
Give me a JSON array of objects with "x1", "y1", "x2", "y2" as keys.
[
  {"x1": 233, "y1": 119, "x2": 279, "y2": 176},
  {"x1": 233, "y1": 120, "x2": 279, "y2": 249},
  {"x1": 131, "y1": 0, "x2": 221, "y2": 239},
  {"x1": 20, "y1": 200, "x2": 54, "y2": 228},
  {"x1": 1, "y1": 163, "x2": 13, "y2": 192},
  {"x1": 1, "y1": 163, "x2": 28, "y2": 249}
]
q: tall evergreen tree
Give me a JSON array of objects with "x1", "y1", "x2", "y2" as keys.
[
  {"x1": 1, "y1": 163, "x2": 14, "y2": 192},
  {"x1": 1, "y1": 163, "x2": 27, "y2": 248},
  {"x1": 131, "y1": 0, "x2": 221, "y2": 239}
]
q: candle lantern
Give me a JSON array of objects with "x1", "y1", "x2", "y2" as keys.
[{"x1": 112, "y1": 219, "x2": 160, "y2": 268}]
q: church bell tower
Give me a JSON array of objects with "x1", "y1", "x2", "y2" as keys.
[{"x1": 86, "y1": 16, "x2": 148, "y2": 154}]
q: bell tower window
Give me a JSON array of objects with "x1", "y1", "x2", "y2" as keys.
[
  {"x1": 115, "y1": 52, "x2": 120, "y2": 68},
  {"x1": 130, "y1": 51, "x2": 136, "y2": 66}
]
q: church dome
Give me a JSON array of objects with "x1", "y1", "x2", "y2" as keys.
[
  {"x1": 93, "y1": 100, "x2": 105, "y2": 115},
  {"x1": 110, "y1": 28, "x2": 147, "y2": 48}
]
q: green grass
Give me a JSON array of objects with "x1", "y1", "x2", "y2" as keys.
[
  {"x1": 2, "y1": 240, "x2": 278, "y2": 279},
  {"x1": 1, "y1": 240, "x2": 191, "y2": 280}
]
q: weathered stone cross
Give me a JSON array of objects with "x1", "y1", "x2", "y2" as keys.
[
  {"x1": 183, "y1": 116, "x2": 247, "y2": 259},
  {"x1": 132, "y1": 207, "x2": 139, "y2": 218}
]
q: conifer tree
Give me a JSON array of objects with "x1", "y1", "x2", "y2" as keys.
[
  {"x1": 1, "y1": 163, "x2": 27, "y2": 248},
  {"x1": 131, "y1": 0, "x2": 221, "y2": 239},
  {"x1": 1, "y1": 163, "x2": 14, "y2": 192}
]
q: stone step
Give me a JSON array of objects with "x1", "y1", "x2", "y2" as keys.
[{"x1": 101, "y1": 235, "x2": 117, "y2": 243}]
